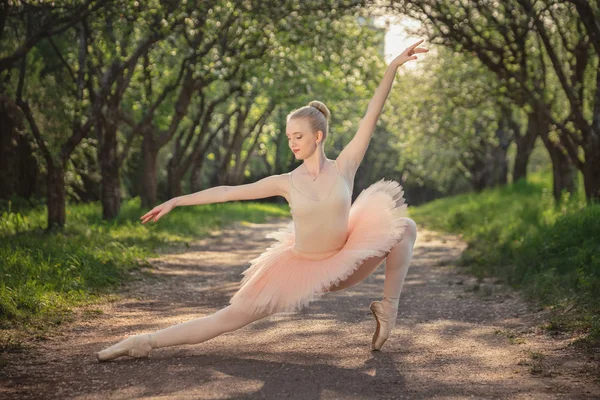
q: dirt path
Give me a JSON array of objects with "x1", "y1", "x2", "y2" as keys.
[{"x1": 1, "y1": 218, "x2": 599, "y2": 399}]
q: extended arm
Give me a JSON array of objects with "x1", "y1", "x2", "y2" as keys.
[
  {"x1": 336, "y1": 39, "x2": 428, "y2": 179},
  {"x1": 173, "y1": 174, "x2": 287, "y2": 207},
  {"x1": 141, "y1": 174, "x2": 288, "y2": 224}
]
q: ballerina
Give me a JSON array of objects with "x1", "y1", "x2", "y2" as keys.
[{"x1": 96, "y1": 39, "x2": 427, "y2": 361}]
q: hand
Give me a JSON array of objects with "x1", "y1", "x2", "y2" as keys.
[
  {"x1": 391, "y1": 39, "x2": 429, "y2": 68},
  {"x1": 140, "y1": 199, "x2": 176, "y2": 224}
]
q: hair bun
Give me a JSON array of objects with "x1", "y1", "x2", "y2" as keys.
[{"x1": 308, "y1": 100, "x2": 331, "y2": 121}]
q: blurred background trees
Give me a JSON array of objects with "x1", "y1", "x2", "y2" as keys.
[
  {"x1": 385, "y1": 0, "x2": 599, "y2": 204},
  {"x1": 1, "y1": 0, "x2": 599, "y2": 231}
]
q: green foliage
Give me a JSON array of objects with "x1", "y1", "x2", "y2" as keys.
[
  {"x1": 515, "y1": 205, "x2": 600, "y2": 307},
  {"x1": 0, "y1": 197, "x2": 289, "y2": 328},
  {"x1": 382, "y1": 46, "x2": 505, "y2": 194},
  {"x1": 411, "y1": 170, "x2": 599, "y2": 342}
]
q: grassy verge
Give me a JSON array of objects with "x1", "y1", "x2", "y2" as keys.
[
  {"x1": 0, "y1": 197, "x2": 290, "y2": 351},
  {"x1": 410, "y1": 171, "x2": 600, "y2": 348}
]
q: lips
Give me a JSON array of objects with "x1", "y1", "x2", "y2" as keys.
[{"x1": 293, "y1": 149, "x2": 300, "y2": 153}]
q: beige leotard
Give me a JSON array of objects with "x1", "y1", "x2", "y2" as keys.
[{"x1": 288, "y1": 160, "x2": 352, "y2": 260}]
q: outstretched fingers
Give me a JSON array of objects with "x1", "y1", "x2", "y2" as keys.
[
  {"x1": 153, "y1": 210, "x2": 166, "y2": 222},
  {"x1": 140, "y1": 208, "x2": 160, "y2": 224},
  {"x1": 409, "y1": 40, "x2": 428, "y2": 53},
  {"x1": 403, "y1": 39, "x2": 429, "y2": 60},
  {"x1": 409, "y1": 39, "x2": 424, "y2": 49}
]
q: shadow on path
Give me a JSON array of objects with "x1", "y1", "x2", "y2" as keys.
[{"x1": 1, "y1": 218, "x2": 598, "y2": 399}]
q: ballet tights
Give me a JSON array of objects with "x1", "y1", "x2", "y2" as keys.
[
  {"x1": 381, "y1": 218, "x2": 417, "y2": 320},
  {"x1": 149, "y1": 304, "x2": 272, "y2": 349},
  {"x1": 145, "y1": 217, "x2": 416, "y2": 350},
  {"x1": 328, "y1": 217, "x2": 418, "y2": 315}
]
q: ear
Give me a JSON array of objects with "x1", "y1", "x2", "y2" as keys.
[{"x1": 316, "y1": 130, "x2": 323, "y2": 143}]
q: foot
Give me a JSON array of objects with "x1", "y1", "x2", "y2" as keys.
[
  {"x1": 369, "y1": 301, "x2": 398, "y2": 351},
  {"x1": 96, "y1": 333, "x2": 154, "y2": 362}
]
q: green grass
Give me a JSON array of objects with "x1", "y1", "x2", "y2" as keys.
[
  {"x1": 0, "y1": 197, "x2": 289, "y2": 347},
  {"x1": 410, "y1": 171, "x2": 600, "y2": 347}
]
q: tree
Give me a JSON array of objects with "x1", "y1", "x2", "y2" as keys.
[
  {"x1": 14, "y1": 17, "x2": 93, "y2": 230},
  {"x1": 387, "y1": 0, "x2": 586, "y2": 202}
]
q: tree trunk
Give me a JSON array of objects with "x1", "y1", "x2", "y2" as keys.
[
  {"x1": 512, "y1": 112, "x2": 538, "y2": 183},
  {"x1": 582, "y1": 88, "x2": 600, "y2": 203},
  {"x1": 16, "y1": 129, "x2": 39, "y2": 198},
  {"x1": 466, "y1": 130, "x2": 507, "y2": 191},
  {"x1": 533, "y1": 103, "x2": 576, "y2": 202},
  {"x1": 140, "y1": 132, "x2": 158, "y2": 208},
  {"x1": 582, "y1": 142, "x2": 600, "y2": 203},
  {"x1": 167, "y1": 159, "x2": 183, "y2": 199},
  {"x1": 189, "y1": 160, "x2": 202, "y2": 193},
  {"x1": 46, "y1": 163, "x2": 66, "y2": 231},
  {"x1": 470, "y1": 165, "x2": 487, "y2": 192},
  {"x1": 99, "y1": 120, "x2": 121, "y2": 219},
  {"x1": 489, "y1": 115, "x2": 512, "y2": 187},
  {"x1": 218, "y1": 137, "x2": 243, "y2": 186},
  {"x1": 71, "y1": 150, "x2": 100, "y2": 202},
  {"x1": 489, "y1": 144, "x2": 509, "y2": 187},
  {"x1": 0, "y1": 97, "x2": 38, "y2": 200},
  {"x1": 539, "y1": 129, "x2": 576, "y2": 202},
  {"x1": 189, "y1": 153, "x2": 209, "y2": 193}
]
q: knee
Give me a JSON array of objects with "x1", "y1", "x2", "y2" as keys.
[
  {"x1": 401, "y1": 217, "x2": 418, "y2": 242},
  {"x1": 224, "y1": 303, "x2": 271, "y2": 321}
]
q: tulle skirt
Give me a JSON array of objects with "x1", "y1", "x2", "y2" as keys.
[{"x1": 228, "y1": 179, "x2": 410, "y2": 315}]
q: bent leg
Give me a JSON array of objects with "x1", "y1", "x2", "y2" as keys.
[
  {"x1": 367, "y1": 218, "x2": 417, "y2": 350},
  {"x1": 150, "y1": 304, "x2": 273, "y2": 348},
  {"x1": 328, "y1": 217, "x2": 418, "y2": 298},
  {"x1": 327, "y1": 253, "x2": 387, "y2": 292},
  {"x1": 381, "y1": 218, "x2": 418, "y2": 316}
]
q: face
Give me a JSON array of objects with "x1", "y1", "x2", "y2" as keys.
[{"x1": 286, "y1": 118, "x2": 321, "y2": 159}]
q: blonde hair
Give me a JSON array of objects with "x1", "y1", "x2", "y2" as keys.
[{"x1": 287, "y1": 100, "x2": 331, "y2": 143}]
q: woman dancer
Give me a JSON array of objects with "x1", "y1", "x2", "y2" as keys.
[{"x1": 96, "y1": 39, "x2": 427, "y2": 361}]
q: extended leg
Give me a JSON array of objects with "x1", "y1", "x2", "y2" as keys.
[
  {"x1": 96, "y1": 304, "x2": 272, "y2": 361},
  {"x1": 150, "y1": 304, "x2": 272, "y2": 348}
]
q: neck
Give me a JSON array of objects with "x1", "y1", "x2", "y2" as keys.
[{"x1": 303, "y1": 147, "x2": 327, "y2": 175}]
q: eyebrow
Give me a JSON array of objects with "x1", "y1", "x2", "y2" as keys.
[{"x1": 286, "y1": 131, "x2": 303, "y2": 136}]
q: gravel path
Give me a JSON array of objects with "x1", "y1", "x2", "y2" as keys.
[{"x1": 1, "y1": 217, "x2": 599, "y2": 399}]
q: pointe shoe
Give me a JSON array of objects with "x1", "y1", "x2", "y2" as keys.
[
  {"x1": 369, "y1": 301, "x2": 397, "y2": 351},
  {"x1": 96, "y1": 333, "x2": 154, "y2": 362}
]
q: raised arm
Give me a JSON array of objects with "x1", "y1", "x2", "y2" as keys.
[{"x1": 336, "y1": 39, "x2": 428, "y2": 180}]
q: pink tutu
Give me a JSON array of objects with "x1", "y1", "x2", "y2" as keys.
[{"x1": 228, "y1": 179, "x2": 410, "y2": 315}]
